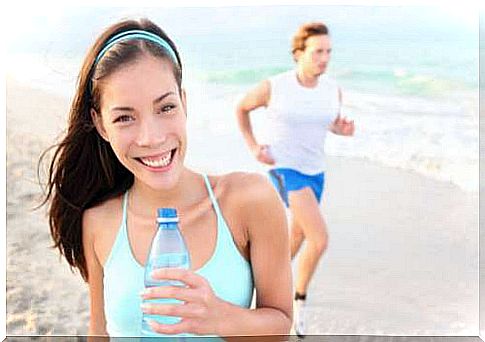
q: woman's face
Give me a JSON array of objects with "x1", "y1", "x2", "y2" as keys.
[{"x1": 94, "y1": 54, "x2": 187, "y2": 191}]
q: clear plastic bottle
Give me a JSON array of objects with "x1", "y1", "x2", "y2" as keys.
[{"x1": 141, "y1": 208, "x2": 190, "y2": 336}]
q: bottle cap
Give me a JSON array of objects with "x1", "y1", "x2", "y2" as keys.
[
  {"x1": 156, "y1": 208, "x2": 179, "y2": 224},
  {"x1": 157, "y1": 208, "x2": 177, "y2": 218}
]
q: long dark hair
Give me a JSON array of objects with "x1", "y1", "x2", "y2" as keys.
[{"x1": 38, "y1": 18, "x2": 183, "y2": 281}]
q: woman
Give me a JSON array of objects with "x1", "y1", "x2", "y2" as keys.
[{"x1": 40, "y1": 17, "x2": 292, "y2": 337}]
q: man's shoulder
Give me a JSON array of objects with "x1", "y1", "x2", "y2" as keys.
[{"x1": 267, "y1": 69, "x2": 297, "y2": 96}]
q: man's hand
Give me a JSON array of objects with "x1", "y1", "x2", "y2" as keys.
[
  {"x1": 330, "y1": 115, "x2": 355, "y2": 136},
  {"x1": 251, "y1": 144, "x2": 275, "y2": 165}
]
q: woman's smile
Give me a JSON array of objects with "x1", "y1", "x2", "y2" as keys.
[{"x1": 135, "y1": 148, "x2": 177, "y2": 171}]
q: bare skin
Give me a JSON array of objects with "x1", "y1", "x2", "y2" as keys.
[{"x1": 288, "y1": 188, "x2": 328, "y2": 294}]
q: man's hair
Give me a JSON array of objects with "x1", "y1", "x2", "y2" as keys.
[{"x1": 291, "y1": 22, "x2": 329, "y2": 57}]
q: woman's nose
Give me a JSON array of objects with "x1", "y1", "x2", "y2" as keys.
[{"x1": 135, "y1": 115, "x2": 166, "y2": 147}]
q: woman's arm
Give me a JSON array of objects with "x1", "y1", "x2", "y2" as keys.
[
  {"x1": 82, "y1": 208, "x2": 108, "y2": 336},
  {"x1": 225, "y1": 172, "x2": 293, "y2": 334}
]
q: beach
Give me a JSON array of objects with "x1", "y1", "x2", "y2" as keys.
[{"x1": 6, "y1": 80, "x2": 478, "y2": 336}]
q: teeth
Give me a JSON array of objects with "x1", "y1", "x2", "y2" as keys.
[{"x1": 140, "y1": 151, "x2": 173, "y2": 168}]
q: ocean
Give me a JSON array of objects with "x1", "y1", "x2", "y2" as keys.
[{"x1": 6, "y1": 5, "x2": 479, "y2": 192}]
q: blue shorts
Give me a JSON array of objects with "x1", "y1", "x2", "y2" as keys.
[{"x1": 268, "y1": 168, "x2": 325, "y2": 207}]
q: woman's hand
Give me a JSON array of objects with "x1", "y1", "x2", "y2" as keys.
[{"x1": 140, "y1": 268, "x2": 224, "y2": 336}]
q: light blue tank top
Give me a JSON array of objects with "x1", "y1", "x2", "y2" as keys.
[{"x1": 103, "y1": 174, "x2": 254, "y2": 337}]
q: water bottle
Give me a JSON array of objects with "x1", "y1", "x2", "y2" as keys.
[{"x1": 141, "y1": 208, "x2": 191, "y2": 336}]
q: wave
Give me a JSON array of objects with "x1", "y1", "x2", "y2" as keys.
[
  {"x1": 334, "y1": 67, "x2": 477, "y2": 97},
  {"x1": 193, "y1": 66, "x2": 289, "y2": 85},
  {"x1": 193, "y1": 64, "x2": 477, "y2": 99}
]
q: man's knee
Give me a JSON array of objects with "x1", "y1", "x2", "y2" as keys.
[
  {"x1": 308, "y1": 230, "x2": 328, "y2": 256},
  {"x1": 306, "y1": 232, "x2": 328, "y2": 255}
]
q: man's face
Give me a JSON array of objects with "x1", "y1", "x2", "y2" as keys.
[{"x1": 296, "y1": 34, "x2": 332, "y2": 77}]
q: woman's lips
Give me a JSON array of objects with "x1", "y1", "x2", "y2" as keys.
[{"x1": 136, "y1": 149, "x2": 176, "y2": 169}]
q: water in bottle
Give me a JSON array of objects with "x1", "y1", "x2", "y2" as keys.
[{"x1": 141, "y1": 208, "x2": 190, "y2": 336}]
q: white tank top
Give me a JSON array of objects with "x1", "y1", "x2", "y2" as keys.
[{"x1": 265, "y1": 70, "x2": 340, "y2": 174}]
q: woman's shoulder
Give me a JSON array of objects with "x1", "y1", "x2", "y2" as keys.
[
  {"x1": 213, "y1": 171, "x2": 287, "y2": 237},
  {"x1": 215, "y1": 171, "x2": 281, "y2": 208},
  {"x1": 83, "y1": 194, "x2": 124, "y2": 236}
]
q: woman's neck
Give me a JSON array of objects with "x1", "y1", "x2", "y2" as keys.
[{"x1": 128, "y1": 168, "x2": 204, "y2": 218}]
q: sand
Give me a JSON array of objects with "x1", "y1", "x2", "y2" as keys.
[{"x1": 6, "y1": 80, "x2": 479, "y2": 336}]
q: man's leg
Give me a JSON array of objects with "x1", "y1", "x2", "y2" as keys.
[
  {"x1": 288, "y1": 187, "x2": 328, "y2": 337},
  {"x1": 290, "y1": 214, "x2": 305, "y2": 259},
  {"x1": 288, "y1": 187, "x2": 328, "y2": 295}
]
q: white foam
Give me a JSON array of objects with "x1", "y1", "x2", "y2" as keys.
[{"x1": 325, "y1": 89, "x2": 479, "y2": 192}]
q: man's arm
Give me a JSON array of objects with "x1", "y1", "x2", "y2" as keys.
[{"x1": 235, "y1": 80, "x2": 275, "y2": 164}]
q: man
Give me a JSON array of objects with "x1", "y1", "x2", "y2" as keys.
[{"x1": 235, "y1": 22, "x2": 355, "y2": 337}]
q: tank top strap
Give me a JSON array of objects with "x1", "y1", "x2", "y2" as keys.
[
  {"x1": 202, "y1": 174, "x2": 223, "y2": 219},
  {"x1": 122, "y1": 190, "x2": 129, "y2": 226}
]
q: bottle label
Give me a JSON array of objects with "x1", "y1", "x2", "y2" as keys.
[{"x1": 156, "y1": 217, "x2": 179, "y2": 223}]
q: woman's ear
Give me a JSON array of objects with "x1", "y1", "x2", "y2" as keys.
[{"x1": 90, "y1": 108, "x2": 109, "y2": 142}]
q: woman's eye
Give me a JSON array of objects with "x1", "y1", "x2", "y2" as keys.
[
  {"x1": 114, "y1": 115, "x2": 133, "y2": 123},
  {"x1": 159, "y1": 104, "x2": 176, "y2": 113}
]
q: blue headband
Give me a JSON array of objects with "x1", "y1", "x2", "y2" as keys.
[{"x1": 94, "y1": 29, "x2": 179, "y2": 66}]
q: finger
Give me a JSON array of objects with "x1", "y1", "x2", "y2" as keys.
[
  {"x1": 148, "y1": 318, "x2": 195, "y2": 335},
  {"x1": 141, "y1": 302, "x2": 203, "y2": 319},
  {"x1": 262, "y1": 150, "x2": 272, "y2": 160},
  {"x1": 141, "y1": 285, "x2": 199, "y2": 302},
  {"x1": 263, "y1": 154, "x2": 275, "y2": 165},
  {"x1": 141, "y1": 302, "x2": 184, "y2": 317},
  {"x1": 151, "y1": 268, "x2": 206, "y2": 288},
  {"x1": 347, "y1": 125, "x2": 355, "y2": 135}
]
